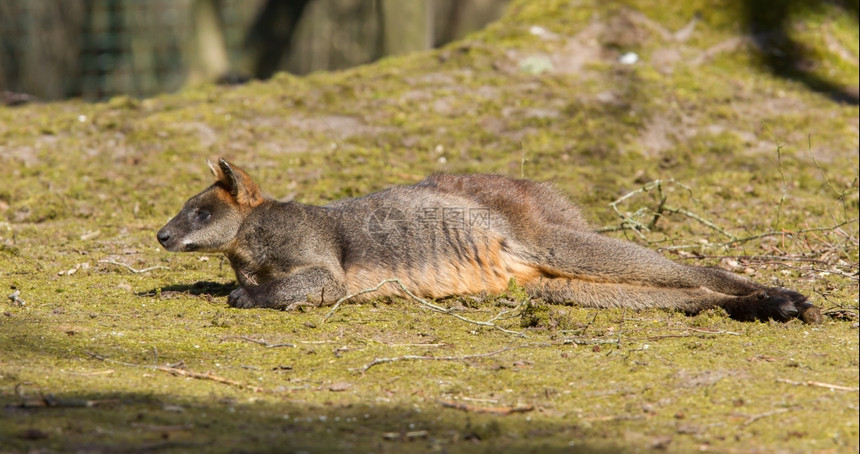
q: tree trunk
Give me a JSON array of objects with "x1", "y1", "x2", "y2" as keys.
[
  {"x1": 186, "y1": 0, "x2": 230, "y2": 85},
  {"x1": 380, "y1": 0, "x2": 433, "y2": 56}
]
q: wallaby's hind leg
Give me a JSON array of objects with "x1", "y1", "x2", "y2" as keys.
[
  {"x1": 525, "y1": 230, "x2": 754, "y2": 292},
  {"x1": 522, "y1": 229, "x2": 819, "y2": 323},
  {"x1": 530, "y1": 278, "x2": 822, "y2": 323}
]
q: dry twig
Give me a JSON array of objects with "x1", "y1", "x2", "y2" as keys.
[
  {"x1": 154, "y1": 366, "x2": 265, "y2": 393},
  {"x1": 562, "y1": 337, "x2": 620, "y2": 346},
  {"x1": 439, "y1": 400, "x2": 535, "y2": 415},
  {"x1": 86, "y1": 352, "x2": 265, "y2": 393},
  {"x1": 67, "y1": 369, "x2": 115, "y2": 376},
  {"x1": 776, "y1": 378, "x2": 859, "y2": 392},
  {"x1": 238, "y1": 336, "x2": 296, "y2": 348},
  {"x1": 600, "y1": 177, "x2": 859, "y2": 260},
  {"x1": 324, "y1": 278, "x2": 526, "y2": 336},
  {"x1": 743, "y1": 408, "x2": 789, "y2": 427},
  {"x1": 360, "y1": 344, "x2": 541, "y2": 373},
  {"x1": 98, "y1": 259, "x2": 168, "y2": 274}
]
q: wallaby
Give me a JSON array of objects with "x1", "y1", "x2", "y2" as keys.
[{"x1": 157, "y1": 159, "x2": 822, "y2": 324}]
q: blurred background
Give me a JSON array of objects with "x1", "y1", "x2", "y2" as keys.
[
  {"x1": 0, "y1": 0, "x2": 509, "y2": 102},
  {"x1": 1, "y1": 0, "x2": 856, "y2": 104}
]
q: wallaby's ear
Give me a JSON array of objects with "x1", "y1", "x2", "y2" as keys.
[
  {"x1": 211, "y1": 158, "x2": 264, "y2": 207},
  {"x1": 207, "y1": 159, "x2": 223, "y2": 179}
]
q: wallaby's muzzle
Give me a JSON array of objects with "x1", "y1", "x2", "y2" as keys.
[
  {"x1": 156, "y1": 208, "x2": 199, "y2": 252},
  {"x1": 156, "y1": 223, "x2": 185, "y2": 251},
  {"x1": 156, "y1": 226, "x2": 173, "y2": 249}
]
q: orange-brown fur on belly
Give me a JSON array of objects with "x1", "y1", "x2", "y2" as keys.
[{"x1": 345, "y1": 237, "x2": 541, "y2": 300}]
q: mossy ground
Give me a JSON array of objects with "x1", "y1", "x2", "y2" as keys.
[{"x1": 1, "y1": 0, "x2": 858, "y2": 452}]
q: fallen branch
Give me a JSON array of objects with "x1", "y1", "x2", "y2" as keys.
[
  {"x1": 382, "y1": 342, "x2": 447, "y2": 348},
  {"x1": 646, "y1": 327, "x2": 742, "y2": 340},
  {"x1": 154, "y1": 366, "x2": 265, "y2": 393},
  {"x1": 686, "y1": 327, "x2": 741, "y2": 335},
  {"x1": 323, "y1": 279, "x2": 399, "y2": 320},
  {"x1": 67, "y1": 369, "x2": 115, "y2": 376},
  {"x1": 743, "y1": 408, "x2": 789, "y2": 427},
  {"x1": 601, "y1": 177, "x2": 859, "y2": 254},
  {"x1": 488, "y1": 298, "x2": 528, "y2": 323},
  {"x1": 439, "y1": 400, "x2": 534, "y2": 415},
  {"x1": 581, "y1": 414, "x2": 646, "y2": 422},
  {"x1": 604, "y1": 179, "x2": 690, "y2": 237},
  {"x1": 660, "y1": 219, "x2": 859, "y2": 251},
  {"x1": 360, "y1": 344, "x2": 537, "y2": 373},
  {"x1": 776, "y1": 378, "x2": 859, "y2": 392},
  {"x1": 664, "y1": 206, "x2": 735, "y2": 240},
  {"x1": 562, "y1": 337, "x2": 620, "y2": 346},
  {"x1": 325, "y1": 278, "x2": 526, "y2": 336},
  {"x1": 98, "y1": 259, "x2": 168, "y2": 274},
  {"x1": 238, "y1": 336, "x2": 296, "y2": 348},
  {"x1": 221, "y1": 335, "x2": 336, "y2": 345},
  {"x1": 682, "y1": 254, "x2": 832, "y2": 265},
  {"x1": 86, "y1": 352, "x2": 265, "y2": 393},
  {"x1": 455, "y1": 396, "x2": 499, "y2": 404}
]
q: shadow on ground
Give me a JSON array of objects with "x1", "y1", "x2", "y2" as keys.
[
  {"x1": 1, "y1": 390, "x2": 630, "y2": 453},
  {"x1": 137, "y1": 281, "x2": 236, "y2": 299},
  {"x1": 744, "y1": 0, "x2": 860, "y2": 104}
]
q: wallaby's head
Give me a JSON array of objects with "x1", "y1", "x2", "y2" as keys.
[{"x1": 157, "y1": 159, "x2": 264, "y2": 253}]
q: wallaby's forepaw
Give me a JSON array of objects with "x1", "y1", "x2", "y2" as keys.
[
  {"x1": 726, "y1": 289, "x2": 821, "y2": 324},
  {"x1": 770, "y1": 287, "x2": 807, "y2": 304},
  {"x1": 228, "y1": 288, "x2": 257, "y2": 309}
]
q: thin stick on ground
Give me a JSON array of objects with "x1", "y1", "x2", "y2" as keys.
[
  {"x1": 743, "y1": 408, "x2": 789, "y2": 427},
  {"x1": 324, "y1": 278, "x2": 526, "y2": 337},
  {"x1": 602, "y1": 179, "x2": 735, "y2": 240},
  {"x1": 86, "y1": 352, "x2": 265, "y2": 393},
  {"x1": 488, "y1": 298, "x2": 528, "y2": 323},
  {"x1": 67, "y1": 369, "x2": 115, "y2": 376},
  {"x1": 776, "y1": 378, "x2": 859, "y2": 391},
  {"x1": 684, "y1": 327, "x2": 741, "y2": 335},
  {"x1": 360, "y1": 344, "x2": 544, "y2": 373},
  {"x1": 645, "y1": 329, "x2": 741, "y2": 341},
  {"x1": 238, "y1": 336, "x2": 296, "y2": 348},
  {"x1": 608, "y1": 179, "x2": 679, "y2": 213},
  {"x1": 683, "y1": 255, "x2": 833, "y2": 264},
  {"x1": 600, "y1": 174, "x2": 859, "y2": 256},
  {"x1": 562, "y1": 337, "x2": 621, "y2": 346},
  {"x1": 323, "y1": 279, "x2": 402, "y2": 321},
  {"x1": 439, "y1": 400, "x2": 535, "y2": 415},
  {"x1": 662, "y1": 207, "x2": 735, "y2": 240},
  {"x1": 647, "y1": 180, "x2": 669, "y2": 230},
  {"x1": 657, "y1": 218, "x2": 858, "y2": 251},
  {"x1": 98, "y1": 259, "x2": 168, "y2": 274},
  {"x1": 808, "y1": 134, "x2": 858, "y2": 225},
  {"x1": 762, "y1": 121, "x2": 788, "y2": 231},
  {"x1": 153, "y1": 366, "x2": 265, "y2": 393}
]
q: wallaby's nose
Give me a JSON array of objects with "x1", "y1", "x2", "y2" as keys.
[{"x1": 157, "y1": 229, "x2": 171, "y2": 246}]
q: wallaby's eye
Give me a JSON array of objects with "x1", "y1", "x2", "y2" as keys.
[{"x1": 194, "y1": 209, "x2": 211, "y2": 223}]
